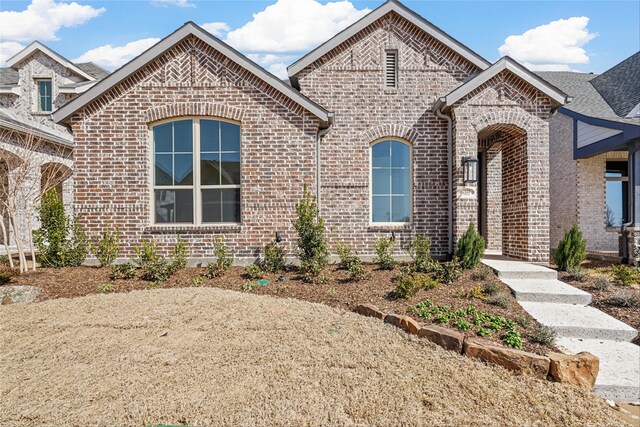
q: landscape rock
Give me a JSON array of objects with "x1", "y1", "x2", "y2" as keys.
[
  {"x1": 418, "y1": 325, "x2": 464, "y2": 353},
  {"x1": 0, "y1": 286, "x2": 41, "y2": 305},
  {"x1": 384, "y1": 314, "x2": 420, "y2": 335},
  {"x1": 548, "y1": 352, "x2": 599, "y2": 389},
  {"x1": 463, "y1": 337, "x2": 550, "y2": 379},
  {"x1": 354, "y1": 304, "x2": 386, "y2": 320}
]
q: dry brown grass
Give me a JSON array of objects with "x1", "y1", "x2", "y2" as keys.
[{"x1": 0, "y1": 288, "x2": 624, "y2": 427}]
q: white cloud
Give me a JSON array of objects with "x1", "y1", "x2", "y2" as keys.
[
  {"x1": 225, "y1": 0, "x2": 370, "y2": 53},
  {"x1": 0, "y1": 0, "x2": 105, "y2": 42},
  {"x1": 151, "y1": 0, "x2": 195, "y2": 8},
  {"x1": 499, "y1": 17, "x2": 596, "y2": 70},
  {"x1": 201, "y1": 22, "x2": 230, "y2": 38},
  {"x1": 73, "y1": 38, "x2": 160, "y2": 70},
  {"x1": 0, "y1": 42, "x2": 25, "y2": 66},
  {"x1": 247, "y1": 53, "x2": 297, "y2": 79}
]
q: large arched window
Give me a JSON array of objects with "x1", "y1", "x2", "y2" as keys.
[
  {"x1": 371, "y1": 139, "x2": 411, "y2": 224},
  {"x1": 152, "y1": 118, "x2": 241, "y2": 224}
]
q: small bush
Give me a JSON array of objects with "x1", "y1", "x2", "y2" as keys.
[
  {"x1": 146, "y1": 281, "x2": 162, "y2": 290},
  {"x1": 374, "y1": 237, "x2": 396, "y2": 270},
  {"x1": 294, "y1": 185, "x2": 329, "y2": 282},
  {"x1": 454, "y1": 318, "x2": 472, "y2": 331},
  {"x1": 191, "y1": 276, "x2": 204, "y2": 287},
  {"x1": 514, "y1": 315, "x2": 531, "y2": 329},
  {"x1": 607, "y1": 290, "x2": 640, "y2": 308},
  {"x1": 502, "y1": 329, "x2": 523, "y2": 349},
  {"x1": 554, "y1": 224, "x2": 586, "y2": 271},
  {"x1": 263, "y1": 242, "x2": 285, "y2": 273},
  {"x1": 135, "y1": 239, "x2": 171, "y2": 282},
  {"x1": 276, "y1": 285, "x2": 288, "y2": 293},
  {"x1": 483, "y1": 281, "x2": 501, "y2": 296},
  {"x1": 206, "y1": 237, "x2": 234, "y2": 278},
  {"x1": 169, "y1": 235, "x2": 189, "y2": 272},
  {"x1": 488, "y1": 293, "x2": 510, "y2": 309},
  {"x1": 471, "y1": 265, "x2": 492, "y2": 281},
  {"x1": 456, "y1": 223, "x2": 485, "y2": 269},
  {"x1": 530, "y1": 325, "x2": 556, "y2": 346},
  {"x1": 347, "y1": 259, "x2": 370, "y2": 282},
  {"x1": 241, "y1": 281, "x2": 259, "y2": 293},
  {"x1": 460, "y1": 285, "x2": 486, "y2": 300},
  {"x1": 110, "y1": 262, "x2": 136, "y2": 280},
  {"x1": 97, "y1": 283, "x2": 115, "y2": 294},
  {"x1": 611, "y1": 264, "x2": 640, "y2": 286},
  {"x1": 0, "y1": 266, "x2": 18, "y2": 285},
  {"x1": 337, "y1": 242, "x2": 359, "y2": 270},
  {"x1": 95, "y1": 228, "x2": 120, "y2": 267},
  {"x1": 593, "y1": 277, "x2": 610, "y2": 291},
  {"x1": 408, "y1": 235, "x2": 432, "y2": 273},
  {"x1": 432, "y1": 260, "x2": 462, "y2": 284},
  {"x1": 566, "y1": 266, "x2": 588, "y2": 282},
  {"x1": 245, "y1": 264, "x2": 264, "y2": 280},
  {"x1": 0, "y1": 255, "x2": 9, "y2": 266},
  {"x1": 392, "y1": 272, "x2": 435, "y2": 299}
]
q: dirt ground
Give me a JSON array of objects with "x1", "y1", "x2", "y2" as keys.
[
  {"x1": 0, "y1": 287, "x2": 626, "y2": 427},
  {"x1": 9, "y1": 263, "x2": 553, "y2": 353}
]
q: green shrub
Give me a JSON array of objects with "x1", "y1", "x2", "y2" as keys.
[
  {"x1": 241, "y1": 281, "x2": 259, "y2": 293},
  {"x1": 471, "y1": 265, "x2": 492, "y2": 281},
  {"x1": 566, "y1": 266, "x2": 588, "y2": 282},
  {"x1": 0, "y1": 266, "x2": 19, "y2": 285},
  {"x1": 454, "y1": 318, "x2": 472, "y2": 331},
  {"x1": 408, "y1": 235, "x2": 432, "y2": 273},
  {"x1": 460, "y1": 285, "x2": 486, "y2": 300},
  {"x1": 263, "y1": 242, "x2": 285, "y2": 273},
  {"x1": 294, "y1": 185, "x2": 329, "y2": 282},
  {"x1": 206, "y1": 237, "x2": 234, "y2": 278},
  {"x1": 432, "y1": 260, "x2": 462, "y2": 284},
  {"x1": 456, "y1": 223, "x2": 485, "y2": 269},
  {"x1": 97, "y1": 283, "x2": 115, "y2": 294},
  {"x1": 514, "y1": 315, "x2": 531, "y2": 329},
  {"x1": 33, "y1": 189, "x2": 88, "y2": 267},
  {"x1": 110, "y1": 262, "x2": 136, "y2": 280},
  {"x1": 336, "y1": 242, "x2": 358, "y2": 270},
  {"x1": 488, "y1": 293, "x2": 510, "y2": 309},
  {"x1": 245, "y1": 264, "x2": 264, "y2": 280},
  {"x1": 593, "y1": 277, "x2": 610, "y2": 291},
  {"x1": 554, "y1": 224, "x2": 586, "y2": 271},
  {"x1": 483, "y1": 281, "x2": 501, "y2": 296},
  {"x1": 169, "y1": 235, "x2": 189, "y2": 272},
  {"x1": 347, "y1": 259, "x2": 370, "y2": 282},
  {"x1": 611, "y1": 264, "x2": 640, "y2": 286},
  {"x1": 607, "y1": 290, "x2": 640, "y2": 308},
  {"x1": 276, "y1": 285, "x2": 288, "y2": 293},
  {"x1": 191, "y1": 276, "x2": 204, "y2": 287},
  {"x1": 392, "y1": 272, "x2": 435, "y2": 299},
  {"x1": 94, "y1": 228, "x2": 120, "y2": 267},
  {"x1": 502, "y1": 329, "x2": 523, "y2": 349},
  {"x1": 374, "y1": 237, "x2": 396, "y2": 270},
  {"x1": 0, "y1": 255, "x2": 9, "y2": 266},
  {"x1": 530, "y1": 325, "x2": 556, "y2": 346},
  {"x1": 135, "y1": 239, "x2": 171, "y2": 282}
]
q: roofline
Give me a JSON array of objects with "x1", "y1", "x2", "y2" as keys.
[
  {"x1": 6, "y1": 41, "x2": 95, "y2": 82},
  {"x1": 53, "y1": 22, "x2": 332, "y2": 124},
  {"x1": 0, "y1": 118, "x2": 73, "y2": 148},
  {"x1": 431, "y1": 56, "x2": 571, "y2": 112},
  {"x1": 287, "y1": 0, "x2": 491, "y2": 78}
]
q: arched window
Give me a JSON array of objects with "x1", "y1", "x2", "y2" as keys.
[
  {"x1": 371, "y1": 139, "x2": 411, "y2": 224},
  {"x1": 152, "y1": 118, "x2": 241, "y2": 224}
]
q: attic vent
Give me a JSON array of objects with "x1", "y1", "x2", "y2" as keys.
[{"x1": 384, "y1": 50, "x2": 398, "y2": 89}]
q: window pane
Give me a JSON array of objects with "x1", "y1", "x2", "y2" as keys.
[
  {"x1": 202, "y1": 189, "x2": 241, "y2": 223},
  {"x1": 391, "y1": 168, "x2": 410, "y2": 195},
  {"x1": 173, "y1": 120, "x2": 193, "y2": 153},
  {"x1": 221, "y1": 122, "x2": 240, "y2": 152},
  {"x1": 201, "y1": 152, "x2": 220, "y2": 185},
  {"x1": 200, "y1": 120, "x2": 219, "y2": 152},
  {"x1": 154, "y1": 153, "x2": 173, "y2": 185},
  {"x1": 372, "y1": 168, "x2": 390, "y2": 195},
  {"x1": 391, "y1": 142, "x2": 410, "y2": 167},
  {"x1": 38, "y1": 80, "x2": 52, "y2": 112},
  {"x1": 606, "y1": 181, "x2": 624, "y2": 227},
  {"x1": 155, "y1": 189, "x2": 193, "y2": 223},
  {"x1": 220, "y1": 152, "x2": 240, "y2": 185},
  {"x1": 372, "y1": 195, "x2": 390, "y2": 223},
  {"x1": 202, "y1": 189, "x2": 222, "y2": 223},
  {"x1": 221, "y1": 188, "x2": 241, "y2": 222},
  {"x1": 154, "y1": 123, "x2": 172, "y2": 153},
  {"x1": 372, "y1": 141, "x2": 391, "y2": 167},
  {"x1": 391, "y1": 195, "x2": 410, "y2": 222},
  {"x1": 173, "y1": 154, "x2": 193, "y2": 185}
]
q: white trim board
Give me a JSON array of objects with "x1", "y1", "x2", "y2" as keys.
[{"x1": 6, "y1": 41, "x2": 95, "y2": 82}]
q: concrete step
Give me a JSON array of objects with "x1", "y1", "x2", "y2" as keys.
[
  {"x1": 520, "y1": 302, "x2": 638, "y2": 342},
  {"x1": 482, "y1": 258, "x2": 557, "y2": 280},
  {"x1": 501, "y1": 278, "x2": 592, "y2": 305},
  {"x1": 557, "y1": 337, "x2": 640, "y2": 403}
]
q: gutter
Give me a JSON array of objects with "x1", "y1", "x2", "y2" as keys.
[
  {"x1": 434, "y1": 104, "x2": 454, "y2": 256},
  {"x1": 316, "y1": 113, "x2": 335, "y2": 215}
]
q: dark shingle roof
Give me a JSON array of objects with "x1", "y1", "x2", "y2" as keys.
[
  {"x1": 0, "y1": 67, "x2": 19, "y2": 87},
  {"x1": 590, "y1": 52, "x2": 640, "y2": 117},
  {"x1": 74, "y1": 62, "x2": 110, "y2": 80}
]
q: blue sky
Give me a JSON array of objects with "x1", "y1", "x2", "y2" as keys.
[{"x1": 1, "y1": 0, "x2": 638, "y2": 79}]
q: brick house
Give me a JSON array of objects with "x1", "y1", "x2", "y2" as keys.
[
  {"x1": 0, "y1": 42, "x2": 108, "y2": 256},
  {"x1": 543, "y1": 52, "x2": 640, "y2": 263},
  {"x1": 51, "y1": 0, "x2": 572, "y2": 264}
]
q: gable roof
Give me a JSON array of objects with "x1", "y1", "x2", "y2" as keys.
[
  {"x1": 432, "y1": 56, "x2": 570, "y2": 112},
  {"x1": 75, "y1": 62, "x2": 110, "y2": 80},
  {"x1": 53, "y1": 22, "x2": 332, "y2": 125},
  {"x1": 590, "y1": 51, "x2": 640, "y2": 118},
  {"x1": 287, "y1": 0, "x2": 490, "y2": 80},
  {"x1": 6, "y1": 41, "x2": 96, "y2": 81}
]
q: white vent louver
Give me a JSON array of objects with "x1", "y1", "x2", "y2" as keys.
[{"x1": 385, "y1": 50, "x2": 398, "y2": 88}]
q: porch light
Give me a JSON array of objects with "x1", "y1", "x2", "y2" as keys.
[{"x1": 463, "y1": 157, "x2": 478, "y2": 184}]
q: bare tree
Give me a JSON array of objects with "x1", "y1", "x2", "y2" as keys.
[{"x1": 0, "y1": 127, "x2": 72, "y2": 272}]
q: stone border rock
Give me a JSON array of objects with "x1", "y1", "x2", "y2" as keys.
[
  {"x1": 353, "y1": 304, "x2": 599, "y2": 389},
  {"x1": 0, "y1": 286, "x2": 42, "y2": 305}
]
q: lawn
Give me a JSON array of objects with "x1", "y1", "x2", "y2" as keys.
[{"x1": 0, "y1": 287, "x2": 625, "y2": 427}]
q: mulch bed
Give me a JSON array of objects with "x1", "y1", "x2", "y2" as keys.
[
  {"x1": 557, "y1": 259, "x2": 640, "y2": 346},
  {"x1": 6, "y1": 262, "x2": 554, "y2": 354}
]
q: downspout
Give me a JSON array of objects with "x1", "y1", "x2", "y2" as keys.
[
  {"x1": 435, "y1": 104, "x2": 454, "y2": 257},
  {"x1": 316, "y1": 113, "x2": 335, "y2": 215},
  {"x1": 622, "y1": 144, "x2": 638, "y2": 263}
]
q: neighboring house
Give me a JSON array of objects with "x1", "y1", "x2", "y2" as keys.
[
  {"x1": 52, "y1": 0, "x2": 571, "y2": 263},
  {"x1": 0, "y1": 42, "x2": 108, "y2": 256},
  {"x1": 543, "y1": 52, "x2": 640, "y2": 262}
]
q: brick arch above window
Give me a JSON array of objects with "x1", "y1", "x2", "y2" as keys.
[
  {"x1": 144, "y1": 102, "x2": 245, "y2": 124},
  {"x1": 364, "y1": 124, "x2": 420, "y2": 145}
]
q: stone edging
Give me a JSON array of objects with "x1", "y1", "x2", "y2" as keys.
[{"x1": 354, "y1": 304, "x2": 599, "y2": 389}]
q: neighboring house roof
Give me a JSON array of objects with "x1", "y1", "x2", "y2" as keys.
[
  {"x1": 6, "y1": 41, "x2": 96, "y2": 82},
  {"x1": 0, "y1": 107, "x2": 73, "y2": 147},
  {"x1": 287, "y1": 0, "x2": 491, "y2": 81},
  {"x1": 0, "y1": 68, "x2": 19, "y2": 87},
  {"x1": 75, "y1": 62, "x2": 110, "y2": 80},
  {"x1": 590, "y1": 52, "x2": 640, "y2": 118},
  {"x1": 53, "y1": 22, "x2": 333, "y2": 125},
  {"x1": 432, "y1": 56, "x2": 570, "y2": 112}
]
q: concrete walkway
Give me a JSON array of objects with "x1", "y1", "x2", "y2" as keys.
[{"x1": 482, "y1": 255, "x2": 640, "y2": 402}]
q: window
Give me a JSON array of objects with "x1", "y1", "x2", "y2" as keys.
[
  {"x1": 605, "y1": 161, "x2": 628, "y2": 228},
  {"x1": 153, "y1": 118, "x2": 241, "y2": 224},
  {"x1": 371, "y1": 140, "x2": 411, "y2": 223},
  {"x1": 384, "y1": 50, "x2": 398, "y2": 89},
  {"x1": 36, "y1": 79, "x2": 52, "y2": 112}
]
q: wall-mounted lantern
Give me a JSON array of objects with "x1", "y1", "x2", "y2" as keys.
[{"x1": 463, "y1": 157, "x2": 478, "y2": 184}]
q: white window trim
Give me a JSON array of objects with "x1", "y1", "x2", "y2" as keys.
[
  {"x1": 149, "y1": 116, "x2": 242, "y2": 226},
  {"x1": 369, "y1": 138, "x2": 413, "y2": 226},
  {"x1": 34, "y1": 78, "x2": 53, "y2": 113}
]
